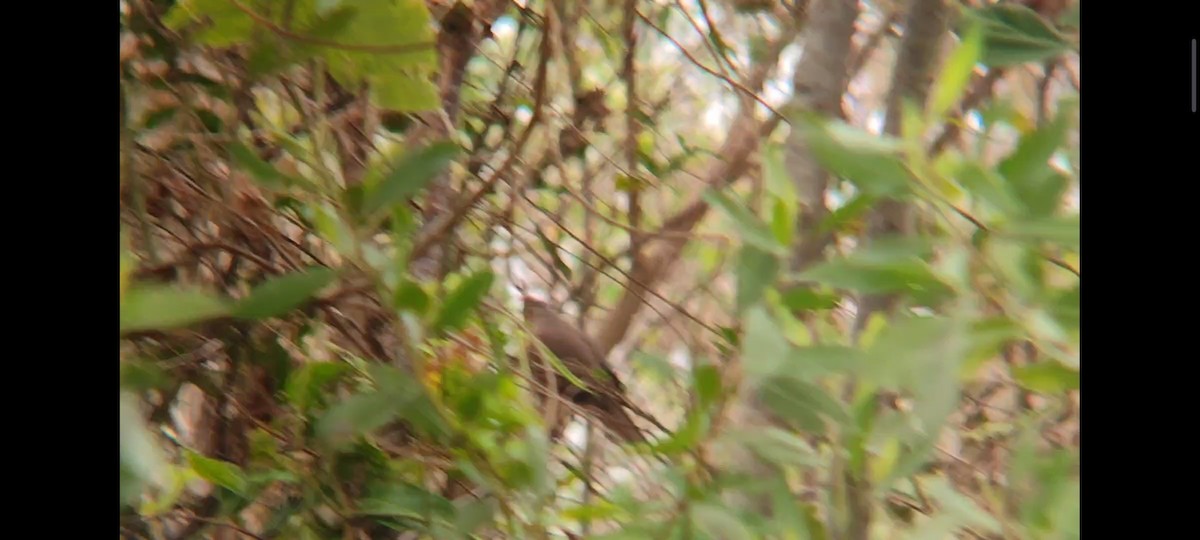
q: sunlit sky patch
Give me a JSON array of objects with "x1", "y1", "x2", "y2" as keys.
[
  {"x1": 966, "y1": 110, "x2": 984, "y2": 131},
  {"x1": 491, "y1": 16, "x2": 517, "y2": 40}
]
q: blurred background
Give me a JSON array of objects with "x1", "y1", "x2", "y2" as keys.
[{"x1": 120, "y1": 0, "x2": 1080, "y2": 538}]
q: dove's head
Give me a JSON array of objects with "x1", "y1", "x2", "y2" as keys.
[{"x1": 521, "y1": 294, "x2": 553, "y2": 321}]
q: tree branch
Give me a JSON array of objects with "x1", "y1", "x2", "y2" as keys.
[
  {"x1": 592, "y1": 18, "x2": 801, "y2": 356},
  {"x1": 852, "y1": 0, "x2": 953, "y2": 339}
]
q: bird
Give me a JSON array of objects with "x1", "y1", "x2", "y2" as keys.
[{"x1": 520, "y1": 295, "x2": 647, "y2": 444}]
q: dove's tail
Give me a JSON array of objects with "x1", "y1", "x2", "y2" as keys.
[{"x1": 589, "y1": 401, "x2": 648, "y2": 445}]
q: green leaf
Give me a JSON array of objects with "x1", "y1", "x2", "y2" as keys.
[
  {"x1": 285, "y1": 362, "x2": 351, "y2": 412},
  {"x1": 879, "y1": 436, "x2": 937, "y2": 489},
  {"x1": 734, "y1": 427, "x2": 822, "y2": 468},
  {"x1": 900, "y1": 99, "x2": 926, "y2": 153},
  {"x1": 120, "y1": 465, "x2": 141, "y2": 508},
  {"x1": 1050, "y1": 284, "x2": 1080, "y2": 329},
  {"x1": 867, "y1": 316, "x2": 967, "y2": 439},
  {"x1": 908, "y1": 514, "x2": 965, "y2": 540},
  {"x1": 615, "y1": 173, "x2": 648, "y2": 194},
  {"x1": 1026, "y1": 168, "x2": 1071, "y2": 218},
  {"x1": 1059, "y1": 3, "x2": 1080, "y2": 28},
  {"x1": 390, "y1": 202, "x2": 418, "y2": 244},
  {"x1": 142, "y1": 107, "x2": 178, "y2": 130},
  {"x1": 121, "y1": 361, "x2": 173, "y2": 393},
  {"x1": 186, "y1": 450, "x2": 247, "y2": 495},
  {"x1": 364, "y1": 141, "x2": 460, "y2": 217},
  {"x1": 736, "y1": 245, "x2": 781, "y2": 312},
  {"x1": 650, "y1": 410, "x2": 711, "y2": 455},
  {"x1": 693, "y1": 364, "x2": 722, "y2": 408},
  {"x1": 769, "y1": 483, "x2": 826, "y2": 539},
  {"x1": 318, "y1": 0, "x2": 437, "y2": 77},
  {"x1": 561, "y1": 499, "x2": 624, "y2": 523},
  {"x1": 1009, "y1": 421, "x2": 1077, "y2": 529},
  {"x1": 799, "y1": 257, "x2": 951, "y2": 304},
  {"x1": 455, "y1": 497, "x2": 497, "y2": 535},
  {"x1": 120, "y1": 231, "x2": 135, "y2": 301},
  {"x1": 931, "y1": 20, "x2": 984, "y2": 119},
  {"x1": 312, "y1": 202, "x2": 357, "y2": 255},
  {"x1": 853, "y1": 238, "x2": 936, "y2": 266},
  {"x1": 1004, "y1": 216, "x2": 1079, "y2": 249},
  {"x1": 431, "y1": 270, "x2": 495, "y2": 335},
  {"x1": 245, "y1": 38, "x2": 289, "y2": 78},
  {"x1": 868, "y1": 316, "x2": 965, "y2": 380},
  {"x1": 763, "y1": 143, "x2": 798, "y2": 243},
  {"x1": 511, "y1": 425, "x2": 554, "y2": 497},
  {"x1": 393, "y1": 279, "x2": 431, "y2": 314},
  {"x1": 1012, "y1": 361, "x2": 1079, "y2": 394},
  {"x1": 227, "y1": 141, "x2": 291, "y2": 192},
  {"x1": 779, "y1": 287, "x2": 840, "y2": 312},
  {"x1": 317, "y1": 0, "x2": 345, "y2": 15},
  {"x1": 248, "y1": 429, "x2": 283, "y2": 464},
  {"x1": 359, "y1": 481, "x2": 454, "y2": 520},
  {"x1": 968, "y1": 4, "x2": 1072, "y2": 67},
  {"x1": 819, "y1": 193, "x2": 875, "y2": 234},
  {"x1": 165, "y1": 0, "x2": 255, "y2": 47},
  {"x1": 759, "y1": 377, "x2": 851, "y2": 433},
  {"x1": 120, "y1": 392, "x2": 170, "y2": 501},
  {"x1": 770, "y1": 198, "x2": 794, "y2": 246},
  {"x1": 245, "y1": 7, "x2": 362, "y2": 78},
  {"x1": 315, "y1": 390, "x2": 407, "y2": 451},
  {"x1": 371, "y1": 365, "x2": 446, "y2": 443},
  {"x1": 965, "y1": 316, "x2": 1024, "y2": 369},
  {"x1": 247, "y1": 469, "x2": 300, "y2": 489},
  {"x1": 120, "y1": 284, "x2": 230, "y2": 333},
  {"x1": 253, "y1": 336, "x2": 294, "y2": 387},
  {"x1": 956, "y1": 161, "x2": 1025, "y2": 216},
  {"x1": 691, "y1": 502, "x2": 755, "y2": 540},
  {"x1": 233, "y1": 267, "x2": 337, "y2": 319},
  {"x1": 1042, "y1": 478, "x2": 1080, "y2": 539},
  {"x1": 986, "y1": 238, "x2": 1042, "y2": 298},
  {"x1": 741, "y1": 307, "x2": 791, "y2": 380},
  {"x1": 703, "y1": 189, "x2": 787, "y2": 255},
  {"x1": 373, "y1": 74, "x2": 441, "y2": 112},
  {"x1": 762, "y1": 143, "x2": 797, "y2": 206},
  {"x1": 305, "y1": 5, "x2": 362, "y2": 44},
  {"x1": 795, "y1": 116, "x2": 911, "y2": 196},
  {"x1": 921, "y1": 477, "x2": 1003, "y2": 535},
  {"x1": 195, "y1": 109, "x2": 223, "y2": 133},
  {"x1": 999, "y1": 110, "x2": 1071, "y2": 216},
  {"x1": 592, "y1": 526, "x2": 662, "y2": 540},
  {"x1": 789, "y1": 345, "x2": 867, "y2": 382}
]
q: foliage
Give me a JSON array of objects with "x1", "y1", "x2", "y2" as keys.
[{"x1": 120, "y1": 0, "x2": 1079, "y2": 538}]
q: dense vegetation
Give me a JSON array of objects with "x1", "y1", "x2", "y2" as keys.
[{"x1": 119, "y1": 0, "x2": 1080, "y2": 538}]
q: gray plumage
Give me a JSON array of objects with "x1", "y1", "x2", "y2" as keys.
[{"x1": 521, "y1": 296, "x2": 646, "y2": 444}]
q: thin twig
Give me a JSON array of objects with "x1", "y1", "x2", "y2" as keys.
[
  {"x1": 1038, "y1": 60, "x2": 1058, "y2": 126},
  {"x1": 623, "y1": 0, "x2": 644, "y2": 254},
  {"x1": 849, "y1": 9, "x2": 901, "y2": 75},
  {"x1": 930, "y1": 69, "x2": 1004, "y2": 156},
  {"x1": 409, "y1": 18, "x2": 554, "y2": 262},
  {"x1": 1044, "y1": 255, "x2": 1081, "y2": 277},
  {"x1": 634, "y1": 8, "x2": 784, "y2": 119},
  {"x1": 673, "y1": 0, "x2": 741, "y2": 80},
  {"x1": 694, "y1": 0, "x2": 742, "y2": 75},
  {"x1": 522, "y1": 197, "x2": 724, "y2": 340},
  {"x1": 189, "y1": 516, "x2": 267, "y2": 540}
]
